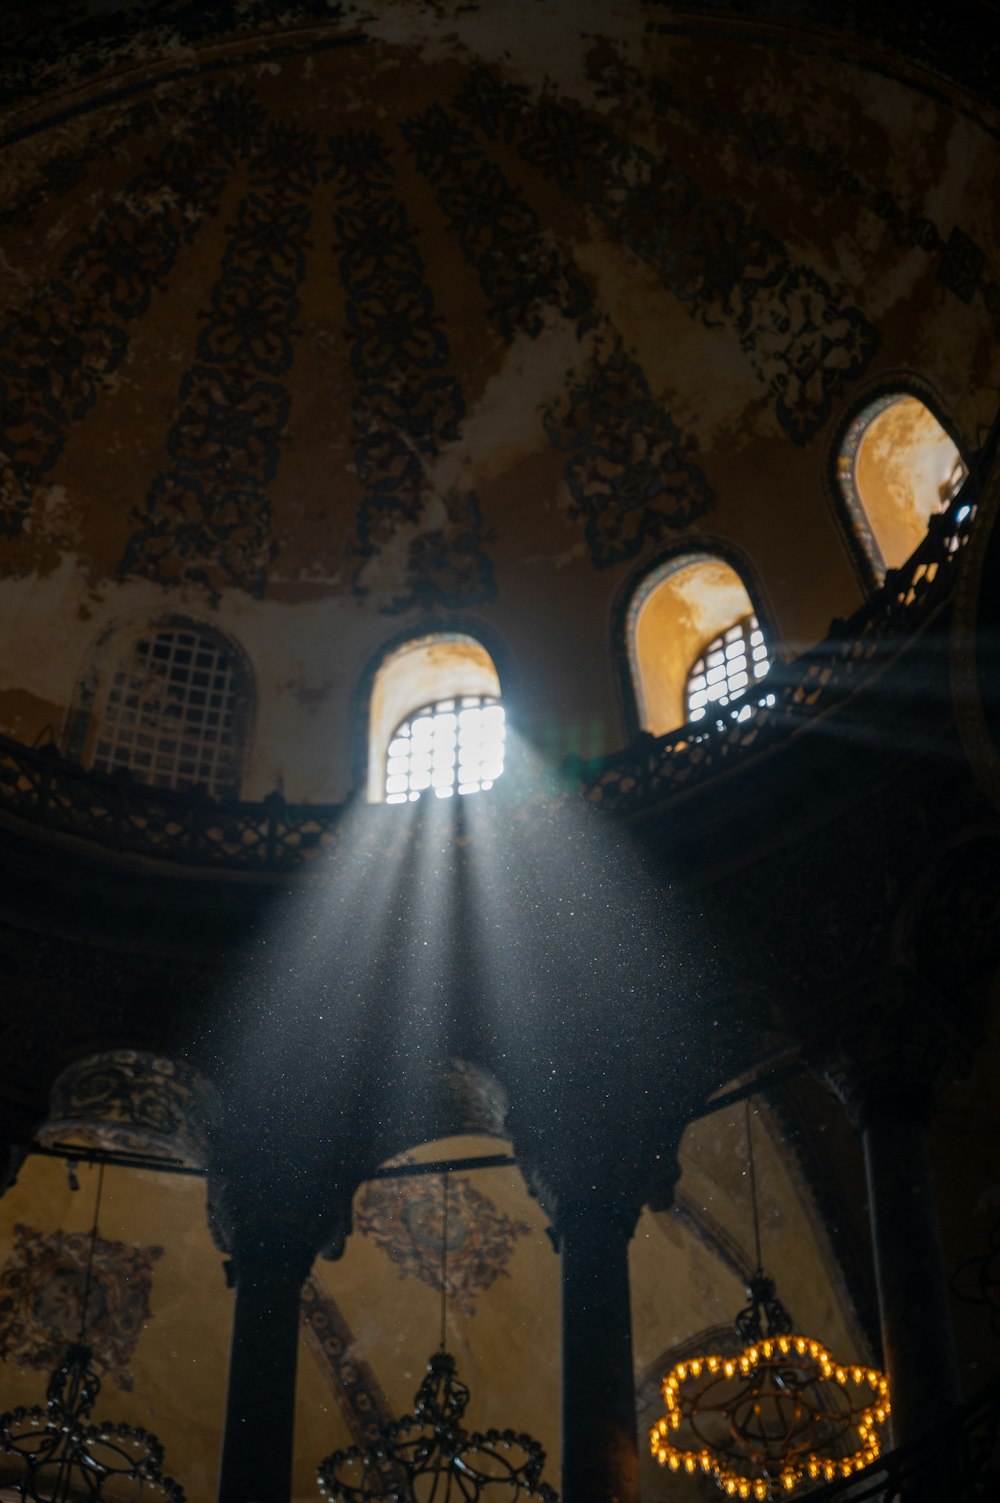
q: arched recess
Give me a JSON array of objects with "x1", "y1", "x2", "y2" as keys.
[
  {"x1": 631, "y1": 1097, "x2": 876, "y2": 1503},
  {"x1": 365, "y1": 632, "x2": 505, "y2": 803},
  {"x1": 65, "y1": 616, "x2": 255, "y2": 799},
  {"x1": 0, "y1": 1049, "x2": 230, "y2": 1501},
  {"x1": 296, "y1": 1127, "x2": 560, "y2": 1501},
  {"x1": 834, "y1": 388, "x2": 968, "y2": 584},
  {"x1": 623, "y1": 551, "x2": 774, "y2": 738}
]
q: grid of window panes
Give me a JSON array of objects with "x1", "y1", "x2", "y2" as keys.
[
  {"x1": 686, "y1": 615, "x2": 770, "y2": 724},
  {"x1": 91, "y1": 629, "x2": 241, "y2": 796},
  {"x1": 385, "y1": 697, "x2": 504, "y2": 802}
]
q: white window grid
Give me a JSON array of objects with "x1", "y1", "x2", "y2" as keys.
[
  {"x1": 385, "y1": 696, "x2": 505, "y2": 803},
  {"x1": 686, "y1": 615, "x2": 771, "y2": 726},
  {"x1": 91, "y1": 629, "x2": 241, "y2": 797}
]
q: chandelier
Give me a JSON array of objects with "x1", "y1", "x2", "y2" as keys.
[
  {"x1": 0, "y1": 1163, "x2": 184, "y2": 1502},
  {"x1": 317, "y1": 1172, "x2": 558, "y2": 1501},
  {"x1": 650, "y1": 1102, "x2": 889, "y2": 1500},
  {"x1": 318, "y1": 1347, "x2": 557, "y2": 1501},
  {"x1": 0, "y1": 1342, "x2": 184, "y2": 1502}
]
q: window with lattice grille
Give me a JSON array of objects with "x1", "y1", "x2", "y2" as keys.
[
  {"x1": 385, "y1": 696, "x2": 504, "y2": 802},
  {"x1": 91, "y1": 628, "x2": 245, "y2": 797},
  {"x1": 685, "y1": 615, "x2": 770, "y2": 724}
]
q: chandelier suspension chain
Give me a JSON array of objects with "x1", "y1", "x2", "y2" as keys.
[
  {"x1": 439, "y1": 1171, "x2": 449, "y2": 1353},
  {"x1": 0, "y1": 1154, "x2": 185, "y2": 1500},
  {"x1": 746, "y1": 1096, "x2": 763, "y2": 1275},
  {"x1": 78, "y1": 1159, "x2": 106, "y2": 1344}
]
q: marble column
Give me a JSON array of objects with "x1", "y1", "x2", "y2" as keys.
[
  {"x1": 216, "y1": 1220, "x2": 316, "y2": 1503},
  {"x1": 820, "y1": 974, "x2": 967, "y2": 1455},
  {"x1": 860, "y1": 1093, "x2": 962, "y2": 1450},
  {"x1": 555, "y1": 1198, "x2": 641, "y2": 1503}
]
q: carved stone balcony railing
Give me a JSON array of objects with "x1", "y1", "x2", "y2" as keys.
[
  {"x1": 0, "y1": 486, "x2": 979, "y2": 873},
  {"x1": 802, "y1": 1373, "x2": 1000, "y2": 1501}
]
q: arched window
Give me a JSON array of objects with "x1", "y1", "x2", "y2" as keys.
[
  {"x1": 837, "y1": 393, "x2": 967, "y2": 576},
  {"x1": 89, "y1": 624, "x2": 250, "y2": 797},
  {"x1": 685, "y1": 614, "x2": 769, "y2": 724},
  {"x1": 386, "y1": 696, "x2": 504, "y2": 803},
  {"x1": 367, "y1": 634, "x2": 504, "y2": 803},
  {"x1": 628, "y1": 556, "x2": 771, "y2": 737}
]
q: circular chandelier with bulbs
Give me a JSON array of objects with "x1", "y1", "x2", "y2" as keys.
[
  {"x1": 650, "y1": 1275, "x2": 889, "y2": 1499},
  {"x1": 651, "y1": 1103, "x2": 890, "y2": 1500}
]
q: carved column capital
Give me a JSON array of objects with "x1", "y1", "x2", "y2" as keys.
[
  {"x1": 547, "y1": 1195, "x2": 642, "y2": 1252},
  {"x1": 515, "y1": 1117, "x2": 684, "y2": 1247},
  {"x1": 812, "y1": 968, "x2": 975, "y2": 1128},
  {"x1": 207, "y1": 1165, "x2": 354, "y2": 1284},
  {"x1": 0, "y1": 1098, "x2": 49, "y2": 1196}
]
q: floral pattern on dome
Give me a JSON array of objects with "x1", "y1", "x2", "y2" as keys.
[
  {"x1": 355, "y1": 1165, "x2": 531, "y2": 1316},
  {"x1": 0, "y1": 85, "x2": 259, "y2": 542},
  {"x1": 328, "y1": 127, "x2": 496, "y2": 613},
  {"x1": 121, "y1": 119, "x2": 319, "y2": 600},
  {"x1": 403, "y1": 102, "x2": 713, "y2": 566},
  {"x1": 455, "y1": 66, "x2": 879, "y2": 444},
  {"x1": 0, "y1": 1223, "x2": 163, "y2": 1390}
]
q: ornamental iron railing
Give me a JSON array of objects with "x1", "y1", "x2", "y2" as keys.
[
  {"x1": 575, "y1": 484, "x2": 978, "y2": 814},
  {"x1": 0, "y1": 483, "x2": 979, "y2": 872},
  {"x1": 800, "y1": 1373, "x2": 1000, "y2": 1501}
]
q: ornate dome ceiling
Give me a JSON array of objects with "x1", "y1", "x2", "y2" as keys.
[{"x1": 1, "y1": 0, "x2": 998, "y2": 806}]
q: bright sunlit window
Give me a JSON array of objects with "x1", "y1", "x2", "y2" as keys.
[
  {"x1": 367, "y1": 634, "x2": 503, "y2": 802},
  {"x1": 686, "y1": 615, "x2": 770, "y2": 724},
  {"x1": 385, "y1": 696, "x2": 505, "y2": 802}
]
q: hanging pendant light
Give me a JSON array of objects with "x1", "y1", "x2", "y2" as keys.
[
  {"x1": 650, "y1": 1101, "x2": 889, "y2": 1500},
  {"x1": 0, "y1": 1162, "x2": 185, "y2": 1502},
  {"x1": 317, "y1": 1171, "x2": 558, "y2": 1501}
]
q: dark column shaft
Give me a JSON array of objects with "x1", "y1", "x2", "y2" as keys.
[
  {"x1": 217, "y1": 1246, "x2": 309, "y2": 1503},
  {"x1": 863, "y1": 1109, "x2": 962, "y2": 1450},
  {"x1": 560, "y1": 1202, "x2": 639, "y2": 1503}
]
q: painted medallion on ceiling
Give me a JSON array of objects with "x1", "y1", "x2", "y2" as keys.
[
  {"x1": 355, "y1": 1164, "x2": 531, "y2": 1315},
  {"x1": 0, "y1": 1223, "x2": 162, "y2": 1390}
]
